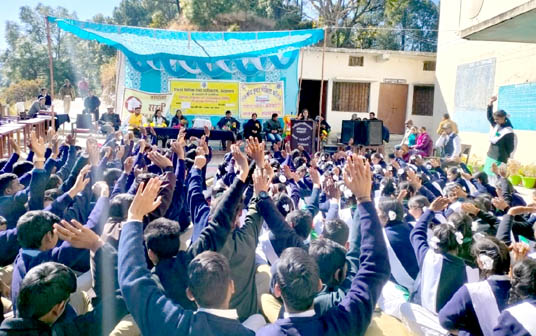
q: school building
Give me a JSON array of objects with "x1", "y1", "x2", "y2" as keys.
[
  {"x1": 433, "y1": 0, "x2": 536, "y2": 163},
  {"x1": 298, "y1": 47, "x2": 437, "y2": 137}
]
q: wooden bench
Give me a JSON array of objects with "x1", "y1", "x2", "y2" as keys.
[{"x1": 0, "y1": 124, "x2": 25, "y2": 158}]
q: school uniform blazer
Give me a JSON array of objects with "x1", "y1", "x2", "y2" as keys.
[
  {"x1": 257, "y1": 201, "x2": 390, "y2": 336},
  {"x1": 0, "y1": 168, "x2": 48, "y2": 229},
  {"x1": 439, "y1": 277, "x2": 511, "y2": 336},
  {"x1": 0, "y1": 229, "x2": 18, "y2": 267},
  {"x1": 410, "y1": 209, "x2": 474, "y2": 313},
  {"x1": 493, "y1": 298, "x2": 536, "y2": 336},
  {"x1": 119, "y1": 219, "x2": 252, "y2": 336},
  {"x1": 153, "y1": 177, "x2": 245, "y2": 311},
  {"x1": 384, "y1": 220, "x2": 420, "y2": 283}
]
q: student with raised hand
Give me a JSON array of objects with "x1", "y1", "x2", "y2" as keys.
[
  {"x1": 118, "y1": 177, "x2": 255, "y2": 336},
  {"x1": 493, "y1": 258, "x2": 536, "y2": 336},
  {"x1": 258, "y1": 154, "x2": 390, "y2": 336},
  {"x1": 439, "y1": 236, "x2": 511, "y2": 336},
  {"x1": 409, "y1": 197, "x2": 478, "y2": 314}
]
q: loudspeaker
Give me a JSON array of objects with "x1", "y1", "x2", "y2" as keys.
[{"x1": 340, "y1": 120, "x2": 384, "y2": 145}]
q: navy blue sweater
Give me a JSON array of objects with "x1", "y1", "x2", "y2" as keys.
[
  {"x1": 493, "y1": 298, "x2": 536, "y2": 336},
  {"x1": 257, "y1": 201, "x2": 390, "y2": 336}
]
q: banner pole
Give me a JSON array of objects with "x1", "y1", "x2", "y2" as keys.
[
  {"x1": 45, "y1": 16, "x2": 55, "y2": 131},
  {"x1": 296, "y1": 49, "x2": 305, "y2": 115},
  {"x1": 317, "y1": 28, "x2": 327, "y2": 153}
]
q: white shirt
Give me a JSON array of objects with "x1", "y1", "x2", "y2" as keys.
[
  {"x1": 435, "y1": 133, "x2": 461, "y2": 159},
  {"x1": 197, "y1": 308, "x2": 239, "y2": 320},
  {"x1": 283, "y1": 309, "x2": 316, "y2": 319}
]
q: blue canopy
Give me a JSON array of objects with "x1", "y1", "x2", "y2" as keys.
[{"x1": 48, "y1": 16, "x2": 324, "y2": 62}]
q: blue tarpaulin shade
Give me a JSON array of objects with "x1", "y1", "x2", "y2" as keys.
[{"x1": 47, "y1": 16, "x2": 324, "y2": 62}]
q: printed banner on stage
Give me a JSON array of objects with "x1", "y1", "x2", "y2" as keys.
[
  {"x1": 169, "y1": 80, "x2": 239, "y2": 116},
  {"x1": 239, "y1": 82, "x2": 284, "y2": 119},
  {"x1": 121, "y1": 88, "x2": 171, "y2": 122}
]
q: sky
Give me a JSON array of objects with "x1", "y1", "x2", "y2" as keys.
[{"x1": 0, "y1": 0, "x2": 119, "y2": 50}]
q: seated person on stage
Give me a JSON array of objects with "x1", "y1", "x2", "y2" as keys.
[
  {"x1": 151, "y1": 108, "x2": 168, "y2": 128},
  {"x1": 170, "y1": 109, "x2": 188, "y2": 128},
  {"x1": 37, "y1": 88, "x2": 52, "y2": 109},
  {"x1": 435, "y1": 123, "x2": 461, "y2": 162},
  {"x1": 128, "y1": 107, "x2": 144, "y2": 137},
  {"x1": 243, "y1": 113, "x2": 262, "y2": 141},
  {"x1": 412, "y1": 126, "x2": 433, "y2": 157},
  {"x1": 27, "y1": 97, "x2": 46, "y2": 119},
  {"x1": 99, "y1": 106, "x2": 121, "y2": 134},
  {"x1": 217, "y1": 110, "x2": 240, "y2": 151},
  {"x1": 369, "y1": 112, "x2": 377, "y2": 120},
  {"x1": 264, "y1": 113, "x2": 283, "y2": 143},
  {"x1": 83, "y1": 89, "x2": 101, "y2": 123}
]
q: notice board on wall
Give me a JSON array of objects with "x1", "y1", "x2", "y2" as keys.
[
  {"x1": 498, "y1": 82, "x2": 536, "y2": 131},
  {"x1": 453, "y1": 58, "x2": 496, "y2": 133}
]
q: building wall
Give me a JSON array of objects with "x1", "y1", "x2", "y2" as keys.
[
  {"x1": 299, "y1": 49, "x2": 436, "y2": 135},
  {"x1": 434, "y1": 0, "x2": 536, "y2": 163}
]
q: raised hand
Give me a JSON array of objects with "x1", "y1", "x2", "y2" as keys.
[
  {"x1": 30, "y1": 130, "x2": 46, "y2": 159},
  {"x1": 246, "y1": 137, "x2": 265, "y2": 168},
  {"x1": 128, "y1": 177, "x2": 163, "y2": 222},
  {"x1": 429, "y1": 196, "x2": 450, "y2": 212},
  {"x1": 492, "y1": 197, "x2": 509, "y2": 211},
  {"x1": 123, "y1": 156, "x2": 135, "y2": 175},
  {"x1": 309, "y1": 166, "x2": 321, "y2": 186},
  {"x1": 253, "y1": 168, "x2": 270, "y2": 196},
  {"x1": 461, "y1": 202, "x2": 480, "y2": 216},
  {"x1": 194, "y1": 154, "x2": 207, "y2": 170},
  {"x1": 92, "y1": 181, "x2": 110, "y2": 198},
  {"x1": 231, "y1": 144, "x2": 249, "y2": 182},
  {"x1": 343, "y1": 154, "x2": 372, "y2": 202},
  {"x1": 489, "y1": 96, "x2": 497, "y2": 105},
  {"x1": 406, "y1": 168, "x2": 422, "y2": 190},
  {"x1": 68, "y1": 164, "x2": 91, "y2": 198},
  {"x1": 8, "y1": 138, "x2": 20, "y2": 155},
  {"x1": 147, "y1": 150, "x2": 173, "y2": 169},
  {"x1": 509, "y1": 242, "x2": 530, "y2": 263},
  {"x1": 66, "y1": 134, "x2": 76, "y2": 146},
  {"x1": 54, "y1": 219, "x2": 104, "y2": 253},
  {"x1": 204, "y1": 125, "x2": 211, "y2": 137}
]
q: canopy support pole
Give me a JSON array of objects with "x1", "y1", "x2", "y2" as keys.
[
  {"x1": 45, "y1": 16, "x2": 55, "y2": 131},
  {"x1": 296, "y1": 49, "x2": 305, "y2": 114},
  {"x1": 317, "y1": 28, "x2": 327, "y2": 153}
]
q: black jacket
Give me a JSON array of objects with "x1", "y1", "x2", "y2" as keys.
[{"x1": 487, "y1": 105, "x2": 515, "y2": 163}]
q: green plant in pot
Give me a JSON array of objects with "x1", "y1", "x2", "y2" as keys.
[
  {"x1": 507, "y1": 159, "x2": 522, "y2": 186},
  {"x1": 520, "y1": 164, "x2": 536, "y2": 189}
]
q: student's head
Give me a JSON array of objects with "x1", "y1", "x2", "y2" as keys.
[
  {"x1": 41, "y1": 88, "x2": 47, "y2": 95},
  {"x1": 442, "y1": 124, "x2": 453, "y2": 135},
  {"x1": 398, "y1": 181, "x2": 416, "y2": 200},
  {"x1": 410, "y1": 126, "x2": 418, "y2": 134},
  {"x1": 273, "y1": 193, "x2": 294, "y2": 218},
  {"x1": 430, "y1": 223, "x2": 461, "y2": 255},
  {"x1": 17, "y1": 262, "x2": 77, "y2": 324},
  {"x1": 405, "y1": 120, "x2": 413, "y2": 128},
  {"x1": 17, "y1": 210, "x2": 60, "y2": 251},
  {"x1": 471, "y1": 236, "x2": 510, "y2": 279},
  {"x1": 369, "y1": 112, "x2": 376, "y2": 119},
  {"x1": 275, "y1": 247, "x2": 321, "y2": 313},
  {"x1": 509, "y1": 258, "x2": 536, "y2": 305},
  {"x1": 133, "y1": 173, "x2": 158, "y2": 191},
  {"x1": 473, "y1": 171, "x2": 489, "y2": 185},
  {"x1": 377, "y1": 199, "x2": 404, "y2": 226},
  {"x1": 444, "y1": 182, "x2": 462, "y2": 203},
  {"x1": 443, "y1": 113, "x2": 450, "y2": 120},
  {"x1": 109, "y1": 193, "x2": 135, "y2": 223},
  {"x1": 225, "y1": 110, "x2": 232, "y2": 118},
  {"x1": 272, "y1": 113, "x2": 278, "y2": 120},
  {"x1": 13, "y1": 161, "x2": 33, "y2": 177},
  {"x1": 351, "y1": 114, "x2": 358, "y2": 120},
  {"x1": 44, "y1": 189, "x2": 62, "y2": 208},
  {"x1": 380, "y1": 178, "x2": 397, "y2": 197},
  {"x1": 175, "y1": 109, "x2": 182, "y2": 117},
  {"x1": 154, "y1": 108, "x2": 162, "y2": 118},
  {"x1": 309, "y1": 238, "x2": 347, "y2": 288},
  {"x1": 0, "y1": 173, "x2": 24, "y2": 196},
  {"x1": 0, "y1": 216, "x2": 7, "y2": 231},
  {"x1": 371, "y1": 152, "x2": 383, "y2": 165},
  {"x1": 447, "y1": 167, "x2": 460, "y2": 181},
  {"x1": 286, "y1": 210, "x2": 313, "y2": 240},
  {"x1": 408, "y1": 195, "x2": 430, "y2": 220},
  {"x1": 493, "y1": 110, "x2": 507, "y2": 126},
  {"x1": 251, "y1": 113, "x2": 257, "y2": 120},
  {"x1": 134, "y1": 107, "x2": 141, "y2": 115},
  {"x1": 45, "y1": 174, "x2": 62, "y2": 191},
  {"x1": 321, "y1": 219, "x2": 349, "y2": 247},
  {"x1": 104, "y1": 168, "x2": 122, "y2": 189},
  {"x1": 144, "y1": 218, "x2": 181, "y2": 265},
  {"x1": 187, "y1": 251, "x2": 234, "y2": 309}
]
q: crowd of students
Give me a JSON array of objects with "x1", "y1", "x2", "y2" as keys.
[{"x1": 0, "y1": 103, "x2": 535, "y2": 336}]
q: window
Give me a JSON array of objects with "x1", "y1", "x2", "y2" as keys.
[
  {"x1": 332, "y1": 82, "x2": 370, "y2": 112},
  {"x1": 423, "y1": 61, "x2": 436, "y2": 71},
  {"x1": 412, "y1": 85, "x2": 434, "y2": 116},
  {"x1": 348, "y1": 56, "x2": 364, "y2": 67}
]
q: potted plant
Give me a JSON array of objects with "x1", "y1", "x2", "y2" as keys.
[
  {"x1": 507, "y1": 160, "x2": 522, "y2": 186},
  {"x1": 468, "y1": 154, "x2": 484, "y2": 173},
  {"x1": 520, "y1": 164, "x2": 536, "y2": 189}
]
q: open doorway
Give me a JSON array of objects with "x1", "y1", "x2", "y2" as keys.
[{"x1": 298, "y1": 79, "x2": 327, "y2": 119}]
